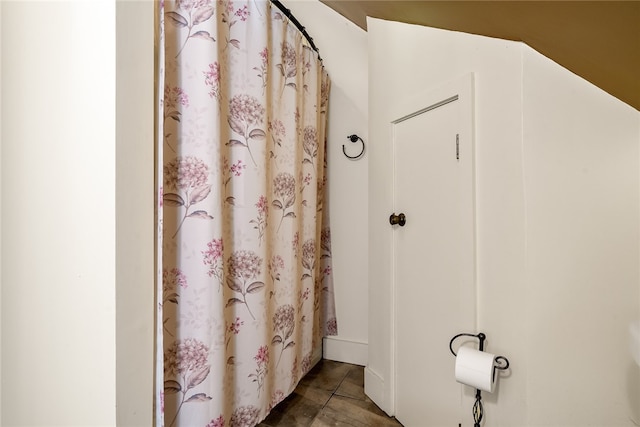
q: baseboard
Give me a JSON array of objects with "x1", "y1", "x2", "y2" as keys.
[
  {"x1": 364, "y1": 366, "x2": 392, "y2": 416},
  {"x1": 322, "y1": 336, "x2": 368, "y2": 366}
]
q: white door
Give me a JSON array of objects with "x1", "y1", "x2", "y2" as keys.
[{"x1": 392, "y1": 78, "x2": 476, "y2": 426}]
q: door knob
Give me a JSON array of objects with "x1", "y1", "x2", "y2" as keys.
[{"x1": 389, "y1": 212, "x2": 406, "y2": 227}]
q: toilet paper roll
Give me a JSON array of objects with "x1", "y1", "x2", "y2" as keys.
[{"x1": 455, "y1": 346, "x2": 496, "y2": 393}]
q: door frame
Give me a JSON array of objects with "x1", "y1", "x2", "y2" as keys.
[{"x1": 375, "y1": 73, "x2": 476, "y2": 416}]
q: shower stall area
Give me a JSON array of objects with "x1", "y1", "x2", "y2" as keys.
[{"x1": 156, "y1": 1, "x2": 337, "y2": 425}]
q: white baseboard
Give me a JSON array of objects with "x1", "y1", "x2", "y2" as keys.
[
  {"x1": 322, "y1": 336, "x2": 368, "y2": 366},
  {"x1": 365, "y1": 366, "x2": 392, "y2": 416}
]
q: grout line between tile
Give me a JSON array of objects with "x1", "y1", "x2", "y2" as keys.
[{"x1": 321, "y1": 363, "x2": 353, "y2": 410}]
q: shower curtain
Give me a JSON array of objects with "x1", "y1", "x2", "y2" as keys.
[{"x1": 155, "y1": 1, "x2": 336, "y2": 426}]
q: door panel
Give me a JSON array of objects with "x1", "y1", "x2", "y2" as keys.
[{"x1": 393, "y1": 91, "x2": 475, "y2": 426}]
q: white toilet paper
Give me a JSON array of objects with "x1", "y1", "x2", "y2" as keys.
[{"x1": 455, "y1": 346, "x2": 496, "y2": 393}]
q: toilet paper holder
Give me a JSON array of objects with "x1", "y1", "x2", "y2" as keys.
[
  {"x1": 449, "y1": 332, "x2": 510, "y2": 373},
  {"x1": 449, "y1": 332, "x2": 510, "y2": 427}
]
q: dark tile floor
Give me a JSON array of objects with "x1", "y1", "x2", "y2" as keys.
[{"x1": 259, "y1": 359, "x2": 403, "y2": 427}]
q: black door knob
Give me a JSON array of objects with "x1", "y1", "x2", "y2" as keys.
[{"x1": 389, "y1": 213, "x2": 406, "y2": 227}]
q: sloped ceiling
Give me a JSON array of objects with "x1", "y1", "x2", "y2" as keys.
[{"x1": 320, "y1": 1, "x2": 640, "y2": 111}]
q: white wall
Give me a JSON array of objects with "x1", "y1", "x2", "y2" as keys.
[
  {"x1": 368, "y1": 18, "x2": 640, "y2": 425},
  {"x1": 522, "y1": 45, "x2": 640, "y2": 426},
  {"x1": 1, "y1": 1, "x2": 117, "y2": 424},
  {"x1": 115, "y1": 1, "x2": 155, "y2": 425},
  {"x1": 1, "y1": 1, "x2": 155, "y2": 425},
  {"x1": 0, "y1": 1, "x2": 3, "y2": 420},
  {"x1": 282, "y1": 0, "x2": 370, "y2": 365}
]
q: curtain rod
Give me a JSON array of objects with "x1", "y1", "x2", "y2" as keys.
[{"x1": 270, "y1": 0, "x2": 322, "y2": 61}]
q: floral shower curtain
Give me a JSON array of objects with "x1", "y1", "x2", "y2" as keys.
[{"x1": 155, "y1": 1, "x2": 336, "y2": 426}]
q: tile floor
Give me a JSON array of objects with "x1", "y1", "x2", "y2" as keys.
[{"x1": 259, "y1": 359, "x2": 403, "y2": 427}]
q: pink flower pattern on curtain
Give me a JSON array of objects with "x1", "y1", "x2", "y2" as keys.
[{"x1": 155, "y1": 1, "x2": 337, "y2": 426}]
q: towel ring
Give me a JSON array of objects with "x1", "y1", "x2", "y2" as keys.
[{"x1": 343, "y1": 134, "x2": 365, "y2": 160}]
